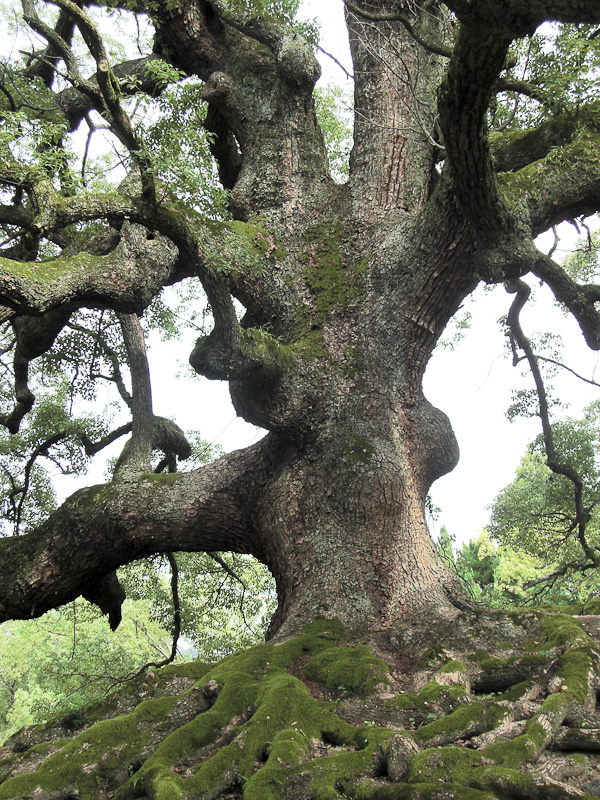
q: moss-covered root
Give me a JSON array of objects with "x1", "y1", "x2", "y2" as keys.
[
  {"x1": 0, "y1": 618, "x2": 394, "y2": 800},
  {"x1": 116, "y1": 618, "x2": 393, "y2": 800},
  {"x1": 1, "y1": 611, "x2": 600, "y2": 800}
]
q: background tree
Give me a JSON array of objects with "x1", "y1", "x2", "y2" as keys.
[
  {"x1": 3, "y1": 1, "x2": 600, "y2": 797},
  {"x1": 488, "y1": 401, "x2": 600, "y2": 601}
]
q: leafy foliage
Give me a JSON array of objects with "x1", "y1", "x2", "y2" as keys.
[
  {"x1": 0, "y1": 599, "x2": 172, "y2": 744},
  {"x1": 444, "y1": 404, "x2": 600, "y2": 608},
  {"x1": 138, "y1": 78, "x2": 230, "y2": 216},
  {"x1": 493, "y1": 22, "x2": 600, "y2": 131},
  {"x1": 491, "y1": 402, "x2": 600, "y2": 564},
  {"x1": 121, "y1": 551, "x2": 276, "y2": 661},
  {"x1": 314, "y1": 84, "x2": 352, "y2": 183}
]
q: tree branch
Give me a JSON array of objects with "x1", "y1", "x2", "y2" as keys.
[
  {"x1": 437, "y1": 21, "x2": 513, "y2": 230},
  {"x1": 532, "y1": 254, "x2": 600, "y2": 350},
  {"x1": 114, "y1": 552, "x2": 181, "y2": 677},
  {"x1": 0, "y1": 435, "x2": 275, "y2": 625},
  {"x1": 0, "y1": 223, "x2": 179, "y2": 316},
  {"x1": 505, "y1": 279, "x2": 598, "y2": 566},
  {"x1": 115, "y1": 313, "x2": 153, "y2": 474},
  {"x1": 490, "y1": 115, "x2": 575, "y2": 174},
  {"x1": 497, "y1": 122, "x2": 600, "y2": 235}
]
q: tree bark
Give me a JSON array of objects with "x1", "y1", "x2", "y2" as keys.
[{"x1": 1, "y1": 0, "x2": 600, "y2": 641}]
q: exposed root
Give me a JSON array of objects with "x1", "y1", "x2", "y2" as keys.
[{"x1": 1, "y1": 610, "x2": 600, "y2": 799}]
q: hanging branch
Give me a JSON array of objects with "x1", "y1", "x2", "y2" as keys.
[
  {"x1": 207, "y1": 552, "x2": 247, "y2": 590},
  {"x1": 109, "y1": 553, "x2": 182, "y2": 685},
  {"x1": 2, "y1": 431, "x2": 66, "y2": 536},
  {"x1": 505, "y1": 278, "x2": 599, "y2": 567}
]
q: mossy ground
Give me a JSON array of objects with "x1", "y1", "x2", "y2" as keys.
[{"x1": 1, "y1": 610, "x2": 600, "y2": 799}]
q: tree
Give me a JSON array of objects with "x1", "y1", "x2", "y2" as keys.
[
  {"x1": 488, "y1": 402, "x2": 600, "y2": 602},
  {"x1": 3, "y1": 1, "x2": 600, "y2": 797},
  {"x1": 0, "y1": 598, "x2": 175, "y2": 744}
]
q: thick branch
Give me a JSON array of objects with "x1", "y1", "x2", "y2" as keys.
[
  {"x1": 498, "y1": 124, "x2": 600, "y2": 235},
  {"x1": 23, "y1": 7, "x2": 76, "y2": 89},
  {"x1": 490, "y1": 115, "x2": 575, "y2": 174},
  {"x1": 437, "y1": 22, "x2": 512, "y2": 230},
  {"x1": 0, "y1": 436, "x2": 274, "y2": 624},
  {"x1": 532, "y1": 254, "x2": 600, "y2": 350},
  {"x1": 0, "y1": 224, "x2": 179, "y2": 315}
]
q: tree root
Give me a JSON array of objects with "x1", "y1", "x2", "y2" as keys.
[{"x1": 1, "y1": 610, "x2": 600, "y2": 799}]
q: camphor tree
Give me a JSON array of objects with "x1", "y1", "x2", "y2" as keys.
[{"x1": 4, "y1": 0, "x2": 600, "y2": 798}]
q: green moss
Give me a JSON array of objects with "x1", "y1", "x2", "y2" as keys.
[
  {"x1": 499, "y1": 680, "x2": 532, "y2": 703},
  {"x1": 499, "y1": 126, "x2": 600, "y2": 216},
  {"x1": 441, "y1": 660, "x2": 466, "y2": 673},
  {"x1": 517, "y1": 654, "x2": 548, "y2": 668},
  {"x1": 294, "y1": 725, "x2": 393, "y2": 800},
  {"x1": 408, "y1": 746, "x2": 487, "y2": 784},
  {"x1": 353, "y1": 781, "x2": 496, "y2": 799},
  {"x1": 0, "y1": 696, "x2": 179, "y2": 799},
  {"x1": 582, "y1": 597, "x2": 600, "y2": 615},
  {"x1": 301, "y1": 223, "x2": 367, "y2": 316},
  {"x1": 386, "y1": 692, "x2": 424, "y2": 711},
  {"x1": 552, "y1": 645, "x2": 596, "y2": 704},
  {"x1": 537, "y1": 611, "x2": 589, "y2": 648},
  {"x1": 303, "y1": 644, "x2": 390, "y2": 695},
  {"x1": 538, "y1": 604, "x2": 582, "y2": 616},
  {"x1": 199, "y1": 217, "x2": 287, "y2": 276},
  {"x1": 241, "y1": 327, "x2": 295, "y2": 369},
  {"x1": 68, "y1": 483, "x2": 112, "y2": 509},
  {"x1": 124, "y1": 618, "x2": 394, "y2": 800},
  {"x1": 113, "y1": 439, "x2": 131, "y2": 473},
  {"x1": 291, "y1": 223, "x2": 369, "y2": 361},
  {"x1": 225, "y1": 217, "x2": 287, "y2": 264},
  {"x1": 416, "y1": 701, "x2": 507, "y2": 745},
  {"x1": 0, "y1": 250, "x2": 103, "y2": 283},
  {"x1": 418, "y1": 681, "x2": 445, "y2": 705},
  {"x1": 467, "y1": 651, "x2": 507, "y2": 671},
  {"x1": 483, "y1": 720, "x2": 547, "y2": 768}
]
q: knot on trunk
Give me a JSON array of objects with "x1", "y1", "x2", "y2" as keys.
[{"x1": 202, "y1": 71, "x2": 230, "y2": 102}]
